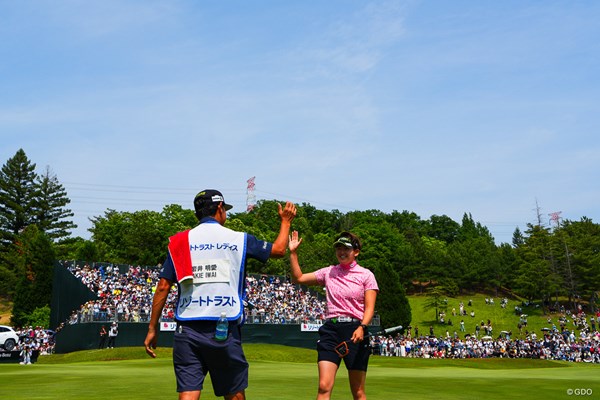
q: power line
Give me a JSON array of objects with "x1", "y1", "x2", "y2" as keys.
[
  {"x1": 65, "y1": 182, "x2": 246, "y2": 195},
  {"x1": 63, "y1": 181, "x2": 531, "y2": 238}
]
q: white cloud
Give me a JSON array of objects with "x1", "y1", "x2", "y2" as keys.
[{"x1": 287, "y1": 0, "x2": 408, "y2": 77}]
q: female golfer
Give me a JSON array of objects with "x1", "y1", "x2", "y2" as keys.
[{"x1": 288, "y1": 231, "x2": 378, "y2": 400}]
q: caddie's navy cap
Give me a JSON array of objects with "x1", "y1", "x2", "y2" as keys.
[{"x1": 194, "y1": 189, "x2": 233, "y2": 212}]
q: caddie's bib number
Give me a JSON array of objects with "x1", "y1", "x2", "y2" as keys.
[{"x1": 191, "y1": 259, "x2": 231, "y2": 284}]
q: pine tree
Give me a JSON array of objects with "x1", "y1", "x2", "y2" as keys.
[
  {"x1": 10, "y1": 225, "x2": 56, "y2": 326},
  {"x1": 34, "y1": 166, "x2": 76, "y2": 241},
  {"x1": 0, "y1": 149, "x2": 38, "y2": 247},
  {"x1": 373, "y1": 260, "x2": 412, "y2": 330}
]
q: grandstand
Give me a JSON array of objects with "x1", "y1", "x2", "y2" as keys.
[{"x1": 57, "y1": 261, "x2": 332, "y2": 326}]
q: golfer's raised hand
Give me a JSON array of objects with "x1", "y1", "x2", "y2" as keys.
[{"x1": 288, "y1": 230, "x2": 303, "y2": 252}]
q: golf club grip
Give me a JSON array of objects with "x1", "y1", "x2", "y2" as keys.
[{"x1": 371, "y1": 325, "x2": 403, "y2": 336}]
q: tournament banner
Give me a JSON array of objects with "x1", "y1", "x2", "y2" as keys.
[
  {"x1": 301, "y1": 323, "x2": 322, "y2": 332},
  {"x1": 160, "y1": 322, "x2": 177, "y2": 332}
]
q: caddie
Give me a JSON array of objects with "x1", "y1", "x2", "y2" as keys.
[{"x1": 144, "y1": 189, "x2": 296, "y2": 400}]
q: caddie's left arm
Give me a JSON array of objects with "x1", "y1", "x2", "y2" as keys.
[{"x1": 351, "y1": 289, "x2": 378, "y2": 343}]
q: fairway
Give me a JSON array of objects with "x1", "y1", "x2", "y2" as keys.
[{"x1": 1, "y1": 346, "x2": 598, "y2": 400}]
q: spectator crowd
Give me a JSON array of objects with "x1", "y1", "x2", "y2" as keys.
[
  {"x1": 7, "y1": 326, "x2": 56, "y2": 356},
  {"x1": 57, "y1": 262, "x2": 599, "y2": 364},
  {"x1": 64, "y1": 262, "x2": 175, "y2": 324},
  {"x1": 371, "y1": 301, "x2": 600, "y2": 363},
  {"x1": 245, "y1": 275, "x2": 326, "y2": 324},
  {"x1": 61, "y1": 262, "x2": 327, "y2": 326},
  {"x1": 371, "y1": 327, "x2": 600, "y2": 363}
]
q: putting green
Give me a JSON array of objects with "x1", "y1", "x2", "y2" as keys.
[{"x1": 1, "y1": 353, "x2": 598, "y2": 399}]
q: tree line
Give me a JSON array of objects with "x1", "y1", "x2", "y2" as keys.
[
  {"x1": 0, "y1": 149, "x2": 74, "y2": 326},
  {"x1": 1, "y1": 149, "x2": 598, "y2": 329}
]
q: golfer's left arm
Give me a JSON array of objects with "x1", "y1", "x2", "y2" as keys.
[{"x1": 351, "y1": 289, "x2": 378, "y2": 343}]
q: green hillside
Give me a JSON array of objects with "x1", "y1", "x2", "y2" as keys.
[{"x1": 406, "y1": 293, "x2": 579, "y2": 339}]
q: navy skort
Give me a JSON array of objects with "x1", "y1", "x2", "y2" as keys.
[{"x1": 317, "y1": 320, "x2": 371, "y2": 371}]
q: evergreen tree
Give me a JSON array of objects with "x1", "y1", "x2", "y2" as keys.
[
  {"x1": 554, "y1": 218, "x2": 600, "y2": 311},
  {"x1": 75, "y1": 240, "x2": 99, "y2": 262},
  {"x1": 427, "y1": 214, "x2": 460, "y2": 243},
  {"x1": 34, "y1": 166, "x2": 76, "y2": 241},
  {"x1": 514, "y1": 224, "x2": 562, "y2": 306},
  {"x1": 0, "y1": 149, "x2": 38, "y2": 247},
  {"x1": 372, "y1": 260, "x2": 412, "y2": 329},
  {"x1": 10, "y1": 225, "x2": 56, "y2": 327},
  {"x1": 422, "y1": 285, "x2": 448, "y2": 322},
  {"x1": 0, "y1": 263, "x2": 19, "y2": 298},
  {"x1": 512, "y1": 227, "x2": 525, "y2": 248}
]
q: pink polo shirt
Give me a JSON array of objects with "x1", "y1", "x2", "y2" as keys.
[{"x1": 313, "y1": 261, "x2": 379, "y2": 320}]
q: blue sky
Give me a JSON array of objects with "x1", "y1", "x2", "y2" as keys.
[{"x1": 1, "y1": 0, "x2": 599, "y2": 244}]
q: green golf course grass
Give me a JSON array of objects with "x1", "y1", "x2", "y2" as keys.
[{"x1": 1, "y1": 345, "x2": 598, "y2": 400}]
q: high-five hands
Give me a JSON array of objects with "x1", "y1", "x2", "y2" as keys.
[
  {"x1": 278, "y1": 201, "x2": 297, "y2": 223},
  {"x1": 288, "y1": 230, "x2": 303, "y2": 252}
]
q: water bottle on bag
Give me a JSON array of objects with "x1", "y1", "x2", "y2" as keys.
[{"x1": 215, "y1": 312, "x2": 228, "y2": 341}]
